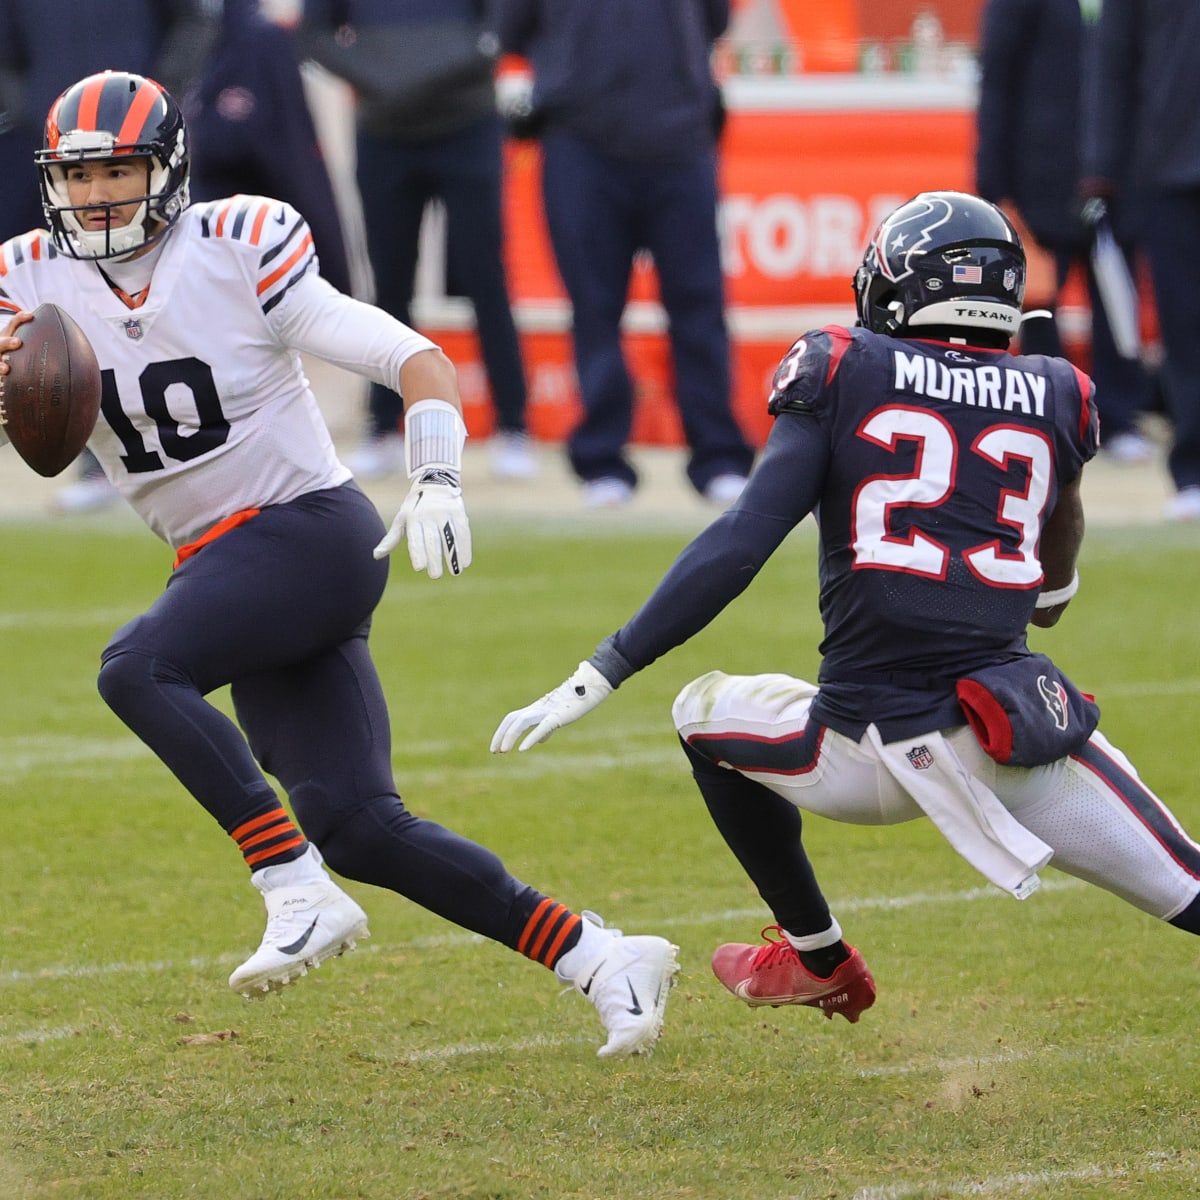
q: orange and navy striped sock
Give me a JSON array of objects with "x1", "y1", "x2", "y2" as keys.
[
  {"x1": 230, "y1": 803, "x2": 308, "y2": 872},
  {"x1": 516, "y1": 897, "x2": 582, "y2": 972}
]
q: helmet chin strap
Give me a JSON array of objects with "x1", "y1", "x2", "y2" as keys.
[
  {"x1": 62, "y1": 199, "x2": 153, "y2": 259},
  {"x1": 44, "y1": 152, "x2": 173, "y2": 261}
]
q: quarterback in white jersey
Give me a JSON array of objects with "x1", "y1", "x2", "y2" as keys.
[
  {"x1": 0, "y1": 71, "x2": 680, "y2": 1054},
  {"x1": 1, "y1": 192, "x2": 434, "y2": 548}
]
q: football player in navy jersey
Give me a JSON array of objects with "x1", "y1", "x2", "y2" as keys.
[
  {"x1": 493, "y1": 191, "x2": 1200, "y2": 1024},
  {"x1": 0, "y1": 71, "x2": 679, "y2": 1057}
]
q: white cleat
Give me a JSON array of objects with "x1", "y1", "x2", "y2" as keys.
[
  {"x1": 571, "y1": 914, "x2": 680, "y2": 1058},
  {"x1": 345, "y1": 431, "x2": 406, "y2": 481},
  {"x1": 490, "y1": 430, "x2": 540, "y2": 480},
  {"x1": 229, "y1": 876, "x2": 369, "y2": 999}
]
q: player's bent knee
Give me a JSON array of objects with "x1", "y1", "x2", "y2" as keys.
[
  {"x1": 672, "y1": 669, "x2": 732, "y2": 732},
  {"x1": 96, "y1": 648, "x2": 159, "y2": 716},
  {"x1": 678, "y1": 732, "x2": 725, "y2": 778}
]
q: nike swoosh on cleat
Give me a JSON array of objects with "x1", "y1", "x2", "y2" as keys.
[
  {"x1": 579, "y1": 958, "x2": 607, "y2": 997},
  {"x1": 278, "y1": 917, "x2": 319, "y2": 956},
  {"x1": 625, "y1": 979, "x2": 643, "y2": 1016}
]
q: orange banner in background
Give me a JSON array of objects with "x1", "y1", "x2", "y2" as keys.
[
  {"x1": 718, "y1": 107, "x2": 972, "y2": 308},
  {"x1": 439, "y1": 102, "x2": 975, "y2": 447}
]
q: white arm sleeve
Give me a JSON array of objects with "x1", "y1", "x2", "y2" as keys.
[{"x1": 267, "y1": 271, "x2": 440, "y2": 393}]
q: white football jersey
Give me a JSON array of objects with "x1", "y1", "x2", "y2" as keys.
[{"x1": 0, "y1": 196, "x2": 434, "y2": 548}]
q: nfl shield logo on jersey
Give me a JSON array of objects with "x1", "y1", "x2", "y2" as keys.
[
  {"x1": 905, "y1": 744, "x2": 935, "y2": 770},
  {"x1": 123, "y1": 318, "x2": 144, "y2": 340}
]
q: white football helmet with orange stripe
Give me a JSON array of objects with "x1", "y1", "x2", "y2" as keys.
[{"x1": 36, "y1": 70, "x2": 190, "y2": 261}]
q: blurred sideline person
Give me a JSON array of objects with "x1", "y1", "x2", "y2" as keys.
[
  {"x1": 974, "y1": 0, "x2": 1157, "y2": 466},
  {"x1": 1082, "y1": 0, "x2": 1200, "y2": 520},
  {"x1": 185, "y1": 0, "x2": 352, "y2": 297},
  {"x1": 496, "y1": 0, "x2": 754, "y2": 508},
  {"x1": 0, "y1": 0, "x2": 218, "y2": 515},
  {"x1": 0, "y1": 70, "x2": 678, "y2": 1058},
  {"x1": 298, "y1": 0, "x2": 538, "y2": 483},
  {"x1": 493, "y1": 192, "x2": 1200, "y2": 1022}
]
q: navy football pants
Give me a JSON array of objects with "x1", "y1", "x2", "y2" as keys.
[
  {"x1": 97, "y1": 483, "x2": 539, "y2": 943},
  {"x1": 539, "y1": 129, "x2": 754, "y2": 494}
]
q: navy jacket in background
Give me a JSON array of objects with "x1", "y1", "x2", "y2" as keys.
[
  {"x1": 1082, "y1": 0, "x2": 1200, "y2": 194},
  {"x1": 974, "y1": 0, "x2": 1089, "y2": 251},
  {"x1": 495, "y1": 0, "x2": 727, "y2": 164},
  {"x1": 299, "y1": 0, "x2": 495, "y2": 141},
  {"x1": 0, "y1": 0, "x2": 212, "y2": 131},
  {"x1": 0, "y1": 0, "x2": 215, "y2": 239},
  {"x1": 185, "y1": 0, "x2": 352, "y2": 296}
]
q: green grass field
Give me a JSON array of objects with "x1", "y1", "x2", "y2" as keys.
[{"x1": 0, "y1": 511, "x2": 1197, "y2": 1200}]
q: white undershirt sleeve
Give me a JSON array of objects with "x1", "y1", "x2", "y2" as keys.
[{"x1": 266, "y1": 271, "x2": 440, "y2": 394}]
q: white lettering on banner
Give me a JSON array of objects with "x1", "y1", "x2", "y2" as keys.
[
  {"x1": 720, "y1": 194, "x2": 905, "y2": 281},
  {"x1": 456, "y1": 361, "x2": 490, "y2": 409},
  {"x1": 529, "y1": 363, "x2": 579, "y2": 409}
]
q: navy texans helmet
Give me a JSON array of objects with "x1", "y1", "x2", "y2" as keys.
[
  {"x1": 37, "y1": 70, "x2": 190, "y2": 261},
  {"x1": 853, "y1": 190, "x2": 1025, "y2": 339}
]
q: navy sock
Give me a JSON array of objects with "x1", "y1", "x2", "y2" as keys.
[{"x1": 679, "y1": 735, "x2": 835, "y2": 938}]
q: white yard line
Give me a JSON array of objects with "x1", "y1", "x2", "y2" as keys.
[
  {"x1": 0, "y1": 607, "x2": 133, "y2": 630},
  {"x1": 850, "y1": 1154, "x2": 1194, "y2": 1200}
]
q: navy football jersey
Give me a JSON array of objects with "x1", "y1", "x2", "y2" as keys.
[
  {"x1": 597, "y1": 324, "x2": 1097, "y2": 742},
  {"x1": 767, "y1": 325, "x2": 1098, "y2": 732}
]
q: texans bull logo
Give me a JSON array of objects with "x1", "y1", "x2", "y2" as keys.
[{"x1": 1037, "y1": 675, "x2": 1069, "y2": 730}]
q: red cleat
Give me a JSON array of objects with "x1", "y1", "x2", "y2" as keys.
[{"x1": 711, "y1": 925, "x2": 876, "y2": 1022}]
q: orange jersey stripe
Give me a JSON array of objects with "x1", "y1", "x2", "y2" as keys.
[
  {"x1": 245, "y1": 833, "x2": 306, "y2": 868},
  {"x1": 214, "y1": 199, "x2": 238, "y2": 239},
  {"x1": 116, "y1": 78, "x2": 163, "y2": 146},
  {"x1": 248, "y1": 202, "x2": 271, "y2": 246},
  {"x1": 256, "y1": 232, "x2": 314, "y2": 296}
]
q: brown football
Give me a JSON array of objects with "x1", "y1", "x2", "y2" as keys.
[{"x1": 0, "y1": 302, "x2": 102, "y2": 477}]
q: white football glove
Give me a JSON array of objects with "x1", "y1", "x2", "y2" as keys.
[
  {"x1": 374, "y1": 469, "x2": 473, "y2": 579},
  {"x1": 491, "y1": 661, "x2": 614, "y2": 753}
]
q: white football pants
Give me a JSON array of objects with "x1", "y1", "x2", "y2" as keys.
[{"x1": 673, "y1": 671, "x2": 1200, "y2": 923}]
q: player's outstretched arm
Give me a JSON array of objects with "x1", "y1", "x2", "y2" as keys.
[
  {"x1": 373, "y1": 349, "x2": 473, "y2": 579},
  {"x1": 491, "y1": 662, "x2": 614, "y2": 753}
]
